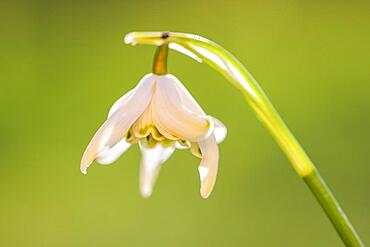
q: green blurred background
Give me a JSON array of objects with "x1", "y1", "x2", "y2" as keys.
[{"x1": 0, "y1": 0, "x2": 369, "y2": 246}]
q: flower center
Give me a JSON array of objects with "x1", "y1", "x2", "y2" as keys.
[{"x1": 127, "y1": 114, "x2": 190, "y2": 149}]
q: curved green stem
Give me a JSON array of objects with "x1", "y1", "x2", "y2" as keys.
[{"x1": 124, "y1": 31, "x2": 364, "y2": 246}]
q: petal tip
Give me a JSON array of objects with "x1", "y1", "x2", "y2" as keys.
[
  {"x1": 80, "y1": 159, "x2": 91, "y2": 175},
  {"x1": 198, "y1": 166, "x2": 213, "y2": 199},
  {"x1": 80, "y1": 167, "x2": 87, "y2": 175},
  {"x1": 200, "y1": 190, "x2": 211, "y2": 199},
  {"x1": 140, "y1": 185, "x2": 153, "y2": 198}
]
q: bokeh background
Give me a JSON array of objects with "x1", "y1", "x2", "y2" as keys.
[{"x1": 1, "y1": 0, "x2": 369, "y2": 246}]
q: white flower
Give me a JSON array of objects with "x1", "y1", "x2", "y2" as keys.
[{"x1": 80, "y1": 73, "x2": 227, "y2": 198}]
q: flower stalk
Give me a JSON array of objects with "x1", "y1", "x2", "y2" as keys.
[
  {"x1": 152, "y1": 44, "x2": 168, "y2": 75},
  {"x1": 124, "y1": 31, "x2": 364, "y2": 246}
]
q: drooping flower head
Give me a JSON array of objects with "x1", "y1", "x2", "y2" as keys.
[
  {"x1": 81, "y1": 36, "x2": 226, "y2": 199},
  {"x1": 81, "y1": 74, "x2": 226, "y2": 198}
]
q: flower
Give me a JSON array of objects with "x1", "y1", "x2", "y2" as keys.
[{"x1": 80, "y1": 73, "x2": 227, "y2": 198}]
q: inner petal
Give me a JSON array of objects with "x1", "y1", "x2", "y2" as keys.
[
  {"x1": 139, "y1": 141, "x2": 175, "y2": 198},
  {"x1": 131, "y1": 103, "x2": 167, "y2": 142}
]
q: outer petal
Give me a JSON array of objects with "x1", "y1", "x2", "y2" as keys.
[
  {"x1": 108, "y1": 89, "x2": 135, "y2": 118},
  {"x1": 95, "y1": 90, "x2": 135, "y2": 165},
  {"x1": 139, "y1": 142, "x2": 175, "y2": 198},
  {"x1": 198, "y1": 134, "x2": 219, "y2": 199},
  {"x1": 96, "y1": 139, "x2": 131, "y2": 165},
  {"x1": 80, "y1": 74, "x2": 156, "y2": 174},
  {"x1": 169, "y1": 75, "x2": 227, "y2": 144},
  {"x1": 169, "y1": 74, "x2": 205, "y2": 115},
  {"x1": 152, "y1": 75, "x2": 214, "y2": 142}
]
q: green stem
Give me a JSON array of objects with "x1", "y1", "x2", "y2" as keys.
[
  {"x1": 152, "y1": 44, "x2": 168, "y2": 75},
  {"x1": 304, "y1": 171, "x2": 363, "y2": 246},
  {"x1": 124, "y1": 31, "x2": 364, "y2": 246}
]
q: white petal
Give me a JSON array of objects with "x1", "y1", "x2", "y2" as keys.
[
  {"x1": 108, "y1": 89, "x2": 135, "y2": 118},
  {"x1": 80, "y1": 74, "x2": 156, "y2": 174},
  {"x1": 139, "y1": 142, "x2": 175, "y2": 198},
  {"x1": 169, "y1": 74, "x2": 205, "y2": 114},
  {"x1": 96, "y1": 138, "x2": 131, "y2": 164},
  {"x1": 152, "y1": 75, "x2": 214, "y2": 142},
  {"x1": 169, "y1": 75, "x2": 227, "y2": 144},
  {"x1": 198, "y1": 134, "x2": 219, "y2": 199},
  {"x1": 213, "y1": 117, "x2": 227, "y2": 143}
]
